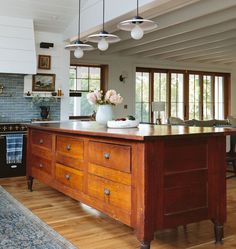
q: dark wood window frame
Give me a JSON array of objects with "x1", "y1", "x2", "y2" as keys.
[{"x1": 136, "y1": 67, "x2": 230, "y2": 122}]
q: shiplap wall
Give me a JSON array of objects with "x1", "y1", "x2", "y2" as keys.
[{"x1": 0, "y1": 16, "x2": 36, "y2": 74}]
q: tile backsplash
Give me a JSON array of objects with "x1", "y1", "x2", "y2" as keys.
[{"x1": 0, "y1": 74, "x2": 60, "y2": 122}]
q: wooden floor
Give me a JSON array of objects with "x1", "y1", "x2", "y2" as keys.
[{"x1": 1, "y1": 177, "x2": 236, "y2": 249}]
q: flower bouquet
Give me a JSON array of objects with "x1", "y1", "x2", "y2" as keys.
[{"x1": 87, "y1": 90, "x2": 123, "y2": 124}]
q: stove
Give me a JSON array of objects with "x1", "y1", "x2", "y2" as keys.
[
  {"x1": 0, "y1": 122, "x2": 28, "y2": 178},
  {"x1": 0, "y1": 123, "x2": 28, "y2": 133}
]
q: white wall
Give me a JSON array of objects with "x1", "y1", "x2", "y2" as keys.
[
  {"x1": 24, "y1": 31, "x2": 70, "y2": 120},
  {"x1": 0, "y1": 16, "x2": 36, "y2": 74},
  {"x1": 230, "y1": 63, "x2": 236, "y2": 115},
  {"x1": 71, "y1": 52, "x2": 235, "y2": 118}
]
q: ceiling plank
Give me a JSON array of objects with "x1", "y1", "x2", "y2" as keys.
[
  {"x1": 144, "y1": 38, "x2": 236, "y2": 59},
  {"x1": 120, "y1": 20, "x2": 236, "y2": 56},
  {"x1": 107, "y1": 4, "x2": 236, "y2": 54}
]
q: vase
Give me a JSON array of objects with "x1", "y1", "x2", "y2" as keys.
[
  {"x1": 40, "y1": 106, "x2": 50, "y2": 119},
  {"x1": 96, "y1": 104, "x2": 113, "y2": 125}
]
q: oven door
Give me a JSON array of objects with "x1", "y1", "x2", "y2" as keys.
[{"x1": 0, "y1": 134, "x2": 27, "y2": 178}]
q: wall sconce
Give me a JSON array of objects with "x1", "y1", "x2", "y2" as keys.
[{"x1": 119, "y1": 71, "x2": 128, "y2": 83}]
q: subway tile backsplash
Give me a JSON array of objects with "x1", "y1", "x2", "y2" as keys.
[{"x1": 0, "y1": 74, "x2": 60, "y2": 122}]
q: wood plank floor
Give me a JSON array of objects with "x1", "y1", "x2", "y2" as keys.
[{"x1": 0, "y1": 176, "x2": 236, "y2": 249}]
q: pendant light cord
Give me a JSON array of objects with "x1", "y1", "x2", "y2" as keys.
[
  {"x1": 78, "y1": 0, "x2": 81, "y2": 40},
  {"x1": 137, "y1": 0, "x2": 139, "y2": 16},
  {"x1": 103, "y1": 0, "x2": 105, "y2": 31}
]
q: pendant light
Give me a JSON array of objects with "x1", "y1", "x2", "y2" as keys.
[
  {"x1": 87, "y1": 0, "x2": 120, "y2": 51},
  {"x1": 65, "y1": 0, "x2": 93, "y2": 58},
  {"x1": 117, "y1": 0, "x2": 158, "y2": 40}
]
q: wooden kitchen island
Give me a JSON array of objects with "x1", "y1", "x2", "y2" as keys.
[{"x1": 26, "y1": 121, "x2": 231, "y2": 249}]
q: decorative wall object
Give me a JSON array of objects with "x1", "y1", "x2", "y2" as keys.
[
  {"x1": 32, "y1": 73, "x2": 55, "y2": 92},
  {"x1": 38, "y1": 55, "x2": 51, "y2": 70}
]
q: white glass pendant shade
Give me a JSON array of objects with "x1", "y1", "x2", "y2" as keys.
[
  {"x1": 131, "y1": 24, "x2": 144, "y2": 40},
  {"x1": 87, "y1": 31, "x2": 120, "y2": 51},
  {"x1": 98, "y1": 37, "x2": 109, "y2": 51},
  {"x1": 118, "y1": 16, "x2": 158, "y2": 40},
  {"x1": 74, "y1": 47, "x2": 84, "y2": 58}
]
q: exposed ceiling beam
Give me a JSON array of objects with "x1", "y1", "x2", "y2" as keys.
[
  {"x1": 144, "y1": 38, "x2": 236, "y2": 59},
  {"x1": 173, "y1": 48, "x2": 236, "y2": 61},
  {"x1": 120, "y1": 20, "x2": 236, "y2": 56},
  {"x1": 107, "y1": 4, "x2": 236, "y2": 54}
]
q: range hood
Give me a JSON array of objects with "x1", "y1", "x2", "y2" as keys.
[{"x1": 0, "y1": 16, "x2": 36, "y2": 74}]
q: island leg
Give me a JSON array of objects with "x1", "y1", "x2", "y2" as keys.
[
  {"x1": 214, "y1": 222, "x2": 224, "y2": 244},
  {"x1": 27, "y1": 176, "x2": 34, "y2": 192},
  {"x1": 140, "y1": 241, "x2": 151, "y2": 249}
]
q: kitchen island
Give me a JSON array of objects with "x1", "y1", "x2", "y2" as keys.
[{"x1": 26, "y1": 121, "x2": 232, "y2": 249}]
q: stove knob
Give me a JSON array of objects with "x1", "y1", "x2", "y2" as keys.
[
  {"x1": 15, "y1": 125, "x2": 19, "y2": 131},
  {"x1": 3, "y1": 126, "x2": 7, "y2": 131},
  {"x1": 9, "y1": 126, "x2": 13, "y2": 131}
]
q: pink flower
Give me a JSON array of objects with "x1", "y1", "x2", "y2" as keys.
[{"x1": 87, "y1": 89, "x2": 123, "y2": 105}]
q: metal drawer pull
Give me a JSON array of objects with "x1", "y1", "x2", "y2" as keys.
[
  {"x1": 11, "y1": 165, "x2": 17, "y2": 168},
  {"x1": 39, "y1": 163, "x2": 43, "y2": 168},
  {"x1": 66, "y1": 144, "x2": 71, "y2": 151},
  {"x1": 104, "y1": 153, "x2": 110, "y2": 159},
  {"x1": 104, "y1": 188, "x2": 110, "y2": 196},
  {"x1": 64, "y1": 174, "x2": 70, "y2": 180},
  {"x1": 39, "y1": 139, "x2": 43, "y2": 144}
]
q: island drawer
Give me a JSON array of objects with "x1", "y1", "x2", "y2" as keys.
[
  {"x1": 55, "y1": 163, "x2": 83, "y2": 192},
  {"x1": 87, "y1": 174, "x2": 131, "y2": 212},
  {"x1": 56, "y1": 136, "x2": 84, "y2": 170},
  {"x1": 56, "y1": 136, "x2": 84, "y2": 158},
  {"x1": 31, "y1": 154, "x2": 52, "y2": 175},
  {"x1": 88, "y1": 141, "x2": 131, "y2": 173},
  {"x1": 31, "y1": 130, "x2": 52, "y2": 150}
]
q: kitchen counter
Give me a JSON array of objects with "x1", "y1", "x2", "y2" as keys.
[{"x1": 26, "y1": 121, "x2": 233, "y2": 249}]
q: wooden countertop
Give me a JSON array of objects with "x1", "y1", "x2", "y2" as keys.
[{"x1": 27, "y1": 121, "x2": 236, "y2": 141}]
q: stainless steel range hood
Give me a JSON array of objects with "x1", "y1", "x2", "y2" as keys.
[{"x1": 0, "y1": 16, "x2": 36, "y2": 74}]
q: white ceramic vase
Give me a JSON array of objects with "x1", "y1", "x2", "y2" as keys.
[{"x1": 96, "y1": 104, "x2": 113, "y2": 125}]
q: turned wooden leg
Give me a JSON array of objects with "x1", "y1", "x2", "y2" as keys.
[
  {"x1": 214, "y1": 223, "x2": 224, "y2": 244},
  {"x1": 140, "y1": 241, "x2": 150, "y2": 249},
  {"x1": 27, "y1": 176, "x2": 34, "y2": 192}
]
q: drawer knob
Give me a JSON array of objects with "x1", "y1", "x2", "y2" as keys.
[
  {"x1": 64, "y1": 174, "x2": 70, "y2": 180},
  {"x1": 104, "y1": 153, "x2": 110, "y2": 159},
  {"x1": 39, "y1": 139, "x2": 43, "y2": 144},
  {"x1": 39, "y1": 163, "x2": 43, "y2": 168},
  {"x1": 104, "y1": 188, "x2": 110, "y2": 196},
  {"x1": 66, "y1": 144, "x2": 71, "y2": 151}
]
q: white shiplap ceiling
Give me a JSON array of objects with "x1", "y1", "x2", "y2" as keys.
[
  {"x1": 0, "y1": 0, "x2": 82, "y2": 33},
  {"x1": 0, "y1": 0, "x2": 235, "y2": 65}
]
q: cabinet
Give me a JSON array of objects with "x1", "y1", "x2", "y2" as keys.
[{"x1": 27, "y1": 123, "x2": 228, "y2": 249}]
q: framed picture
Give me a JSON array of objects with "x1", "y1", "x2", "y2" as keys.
[
  {"x1": 32, "y1": 73, "x2": 55, "y2": 92},
  {"x1": 38, "y1": 55, "x2": 51, "y2": 70}
]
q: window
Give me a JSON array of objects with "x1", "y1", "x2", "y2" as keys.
[
  {"x1": 203, "y1": 75, "x2": 213, "y2": 120},
  {"x1": 69, "y1": 65, "x2": 105, "y2": 117},
  {"x1": 189, "y1": 74, "x2": 200, "y2": 120},
  {"x1": 170, "y1": 73, "x2": 184, "y2": 119},
  {"x1": 135, "y1": 71, "x2": 150, "y2": 122},
  {"x1": 135, "y1": 67, "x2": 230, "y2": 123},
  {"x1": 215, "y1": 76, "x2": 225, "y2": 119},
  {"x1": 153, "y1": 72, "x2": 168, "y2": 121}
]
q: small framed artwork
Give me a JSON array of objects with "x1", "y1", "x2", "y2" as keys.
[
  {"x1": 32, "y1": 73, "x2": 56, "y2": 92},
  {"x1": 38, "y1": 55, "x2": 51, "y2": 70}
]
